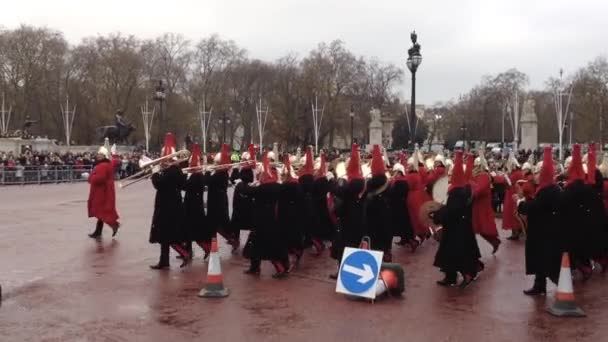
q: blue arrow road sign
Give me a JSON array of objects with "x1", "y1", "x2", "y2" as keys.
[{"x1": 340, "y1": 250, "x2": 380, "y2": 294}]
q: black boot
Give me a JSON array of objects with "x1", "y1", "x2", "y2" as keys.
[
  {"x1": 437, "y1": 272, "x2": 458, "y2": 287},
  {"x1": 244, "y1": 258, "x2": 261, "y2": 276},
  {"x1": 507, "y1": 230, "x2": 521, "y2": 241},
  {"x1": 88, "y1": 220, "x2": 103, "y2": 238},
  {"x1": 150, "y1": 243, "x2": 170, "y2": 270},
  {"x1": 523, "y1": 275, "x2": 546, "y2": 296}
]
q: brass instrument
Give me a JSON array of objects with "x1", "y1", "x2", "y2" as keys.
[
  {"x1": 119, "y1": 150, "x2": 191, "y2": 189},
  {"x1": 182, "y1": 160, "x2": 257, "y2": 174}
]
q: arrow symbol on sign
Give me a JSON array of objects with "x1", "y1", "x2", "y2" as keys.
[{"x1": 343, "y1": 264, "x2": 375, "y2": 283}]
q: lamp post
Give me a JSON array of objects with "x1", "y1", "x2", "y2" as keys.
[
  {"x1": 219, "y1": 111, "x2": 231, "y2": 144},
  {"x1": 349, "y1": 105, "x2": 355, "y2": 146},
  {"x1": 153, "y1": 80, "x2": 166, "y2": 148},
  {"x1": 406, "y1": 30, "x2": 422, "y2": 146}
]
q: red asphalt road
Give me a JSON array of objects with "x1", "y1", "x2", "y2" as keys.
[{"x1": 1, "y1": 182, "x2": 607, "y2": 342}]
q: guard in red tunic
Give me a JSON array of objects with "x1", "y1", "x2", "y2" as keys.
[
  {"x1": 470, "y1": 151, "x2": 501, "y2": 254},
  {"x1": 425, "y1": 154, "x2": 447, "y2": 188},
  {"x1": 503, "y1": 152, "x2": 524, "y2": 240},
  {"x1": 87, "y1": 138, "x2": 120, "y2": 238},
  {"x1": 405, "y1": 152, "x2": 432, "y2": 240}
]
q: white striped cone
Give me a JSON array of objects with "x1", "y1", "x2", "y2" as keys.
[
  {"x1": 546, "y1": 252, "x2": 585, "y2": 317},
  {"x1": 198, "y1": 237, "x2": 230, "y2": 298}
]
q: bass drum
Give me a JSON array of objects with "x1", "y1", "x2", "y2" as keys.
[{"x1": 432, "y1": 176, "x2": 449, "y2": 204}]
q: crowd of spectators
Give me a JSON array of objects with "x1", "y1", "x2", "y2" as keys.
[{"x1": 0, "y1": 150, "x2": 144, "y2": 184}]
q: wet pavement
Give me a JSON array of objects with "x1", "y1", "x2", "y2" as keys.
[{"x1": 1, "y1": 183, "x2": 607, "y2": 341}]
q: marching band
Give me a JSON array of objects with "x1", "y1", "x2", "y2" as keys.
[{"x1": 87, "y1": 132, "x2": 608, "y2": 293}]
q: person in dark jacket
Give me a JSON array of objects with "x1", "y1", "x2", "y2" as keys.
[
  {"x1": 299, "y1": 146, "x2": 321, "y2": 253},
  {"x1": 390, "y1": 153, "x2": 415, "y2": 250},
  {"x1": 329, "y1": 143, "x2": 367, "y2": 279},
  {"x1": 228, "y1": 144, "x2": 257, "y2": 246},
  {"x1": 365, "y1": 145, "x2": 393, "y2": 261},
  {"x1": 516, "y1": 146, "x2": 562, "y2": 295},
  {"x1": 432, "y1": 151, "x2": 481, "y2": 288},
  {"x1": 182, "y1": 143, "x2": 210, "y2": 259},
  {"x1": 561, "y1": 144, "x2": 608, "y2": 279},
  {"x1": 278, "y1": 153, "x2": 306, "y2": 269},
  {"x1": 206, "y1": 144, "x2": 239, "y2": 252},
  {"x1": 149, "y1": 133, "x2": 191, "y2": 270},
  {"x1": 244, "y1": 152, "x2": 290, "y2": 278},
  {"x1": 312, "y1": 151, "x2": 336, "y2": 251}
]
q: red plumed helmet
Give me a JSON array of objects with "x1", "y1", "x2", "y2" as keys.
[
  {"x1": 162, "y1": 133, "x2": 176, "y2": 157},
  {"x1": 370, "y1": 144, "x2": 386, "y2": 176},
  {"x1": 449, "y1": 151, "x2": 466, "y2": 192},
  {"x1": 220, "y1": 143, "x2": 231, "y2": 165},
  {"x1": 346, "y1": 143, "x2": 363, "y2": 181},
  {"x1": 315, "y1": 150, "x2": 327, "y2": 179},
  {"x1": 587, "y1": 143, "x2": 597, "y2": 185},
  {"x1": 568, "y1": 144, "x2": 585, "y2": 183},
  {"x1": 537, "y1": 146, "x2": 555, "y2": 190},
  {"x1": 189, "y1": 143, "x2": 201, "y2": 168},
  {"x1": 259, "y1": 151, "x2": 276, "y2": 184},
  {"x1": 464, "y1": 153, "x2": 474, "y2": 181},
  {"x1": 299, "y1": 146, "x2": 314, "y2": 176}
]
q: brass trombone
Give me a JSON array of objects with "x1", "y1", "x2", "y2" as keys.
[{"x1": 119, "y1": 150, "x2": 191, "y2": 189}]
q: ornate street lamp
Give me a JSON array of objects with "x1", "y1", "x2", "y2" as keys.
[
  {"x1": 407, "y1": 31, "x2": 422, "y2": 145},
  {"x1": 349, "y1": 105, "x2": 355, "y2": 146},
  {"x1": 153, "y1": 80, "x2": 166, "y2": 147}
]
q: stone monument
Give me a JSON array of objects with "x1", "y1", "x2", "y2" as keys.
[
  {"x1": 520, "y1": 99, "x2": 538, "y2": 151},
  {"x1": 369, "y1": 108, "x2": 383, "y2": 146}
]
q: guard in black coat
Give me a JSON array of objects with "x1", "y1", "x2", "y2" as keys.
[
  {"x1": 206, "y1": 144, "x2": 239, "y2": 251},
  {"x1": 365, "y1": 145, "x2": 393, "y2": 261},
  {"x1": 561, "y1": 144, "x2": 608, "y2": 279},
  {"x1": 244, "y1": 152, "x2": 290, "y2": 279},
  {"x1": 181, "y1": 143, "x2": 211, "y2": 259},
  {"x1": 516, "y1": 146, "x2": 562, "y2": 295},
  {"x1": 432, "y1": 151, "x2": 481, "y2": 288},
  {"x1": 149, "y1": 133, "x2": 191, "y2": 270},
  {"x1": 298, "y1": 146, "x2": 321, "y2": 252},
  {"x1": 278, "y1": 154, "x2": 306, "y2": 269},
  {"x1": 312, "y1": 152, "x2": 336, "y2": 250},
  {"x1": 389, "y1": 153, "x2": 416, "y2": 251},
  {"x1": 228, "y1": 144, "x2": 257, "y2": 245},
  {"x1": 329, "y1": 143, "x2": 367, "y2": 279}
]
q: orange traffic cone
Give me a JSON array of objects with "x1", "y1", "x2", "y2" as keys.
[
  {"x1": 198, "y1": 237, "x2": 230, "y2": 298},
  {"x1": 375, "y1": 263, "x2": 406, "y2": 297},
  {"x1": 546, "y1": 252, "x2": 585, "y2": 317}
]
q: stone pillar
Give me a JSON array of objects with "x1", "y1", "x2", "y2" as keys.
[
  {"x1": 368, "y1": 108, "x2": 383, "y2": 146},
  {"x1": 520, "y1": 99, "x2": 538, "y2": 151}
]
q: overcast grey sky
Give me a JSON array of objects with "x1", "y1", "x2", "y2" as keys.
[{"x1": 2, "y1": 0, "x2": 607, "y2": 104}]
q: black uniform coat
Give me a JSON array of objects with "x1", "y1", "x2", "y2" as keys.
[
  {"x1": 278, "y1": 181, "x2": 306, "y2": 251},
  {"x1": 149, "y1": 165, "x2": 187, "y2": 244},
  {"x1": 299, "y1": 174, "x2": 321, "y2": 241},
  {"x1": 517, "y1": 184, "x2": 562, "y2": 282},
  {"x1": 365, "y1": 175, "x2": 392, "y2": 254},
  {"x1": 205, "y1": 170, "x2": 230, "y2": 234},
  {"x1": 312, "y1": 177, "x2": 336, "y2": 241},
  {"x1": 387, "y1": 178, "x2": 413, "y2": 239},
  {"x1": 432, "y1": 185, "x2": 481, "y2": 275},
  {"x1": 248, "y1": 182, "x2": 287, "y2": 261},
  {"x1": 182, "y1": 172, "x2": 208, "y2": 242},
  {"x1": 330, "y1": 178, "x2": 367, "y2": 260},
  {"x1": 561, "y1": 180, "x2": 608, "y2": 261},
  {"x1": 230, "y1": 168, "x2": 255, "y2": 234}
]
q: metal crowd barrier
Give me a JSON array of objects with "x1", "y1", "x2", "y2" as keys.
[{"x1": 0, "y1": 165, "x2": 94, "y2": 186}]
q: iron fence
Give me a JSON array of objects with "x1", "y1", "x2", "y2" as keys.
[{"x1": 0, "y1": 165, "x2": 94, "y2": 185}]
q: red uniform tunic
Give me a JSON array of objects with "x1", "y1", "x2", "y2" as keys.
[
  {"x1": 522, "y1": 173, "x2": 536, "y2": 200},
  {"x1": 87, "y1": 160, "x2": 119, "y2": 227},
  {"x1": 471, "y1": 171, "x2": 498, "y2": 237},
  {"x1": 502, "y1": 169, "x2": 523, "y2": 230},
  {"x1": 405, "y1": 172, "x2": 432, "y2": 237},
  {"x1": 426, "y1": 165, "x2": 446, "y2": 186}
]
